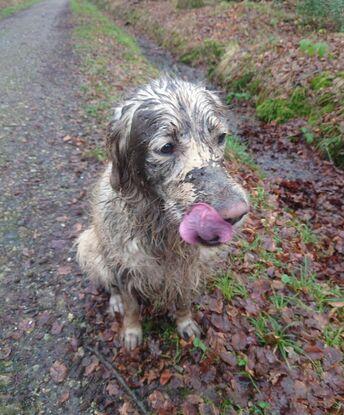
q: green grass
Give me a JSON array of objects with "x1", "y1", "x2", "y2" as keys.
[
  {"x1": 251, "y1": 313, "x2": 302, "y2": 361},
  {"x1": 0, "y1": 0, "x2": 40, "y2": 18},
  {"x1": 216, "y1": 273, "x2": 248, "y2": 301},
  {"x1": 295, "y1": 222, "x2": 318, "y2": 245},
  {"x1": 323, "y1": 325, "x2": 343, "y2": 348},
  {"x1": 81, "y1": 147, "x2": 107, "y2": 161},
  {"x1": 256, "y1": 87, "x2": 311, "y2": 123},
  {"x1": 225, "y1": 135, "x2": 257, "y2": 170},
  {"x1": 280, "y1": 260, "x2": 343, "y2": 312},
  {"x1": 297, "y1": 0, "x2": 344, "y2": 32},
  {"x1": 270, "y1": 294, "x2": 291, "y2": 310},
  {"x1": 180, "y1": 38, "x2": 224, "y2": 67},
  {"x1": 71, "y1": 0, "x2": 140, "y2": 54},
  {"x1": 71, "y1": 0, "x2": 157, "y2": 128},
  {"x1": 311, "y1": 72, "x2": 333, "y2": 91},
  {"x1": 250, "y1": 186, "x2": 270, "y2": 210},
  {"x1": 299, "y1": 39, "x2": 329, "y2": 58}
]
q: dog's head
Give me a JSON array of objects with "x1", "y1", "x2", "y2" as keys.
[{"x1": 107, "y1": 77, "x2": 249, "y2": 246}]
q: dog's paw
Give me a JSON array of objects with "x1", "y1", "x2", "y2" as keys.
[
  {"x1": 177, "y1": 318, "x2": 201, "y2": 341},
  {"x1": 122, "y1": 326, "x2": 143, "y2": 350},
  {"x1": 109, "y1": 294, "x2": 124, "y2": 316}
]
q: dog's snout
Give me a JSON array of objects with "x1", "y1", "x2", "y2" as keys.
[{"x1": 218, "y1": 201, "x2": 249, "y2": 225}]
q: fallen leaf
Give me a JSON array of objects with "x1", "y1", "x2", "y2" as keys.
[
  {"x1": 231, "y1": 332, "x2": 248, "y2": 351},
  {"x1": 84, "y1": 356, "x2": 99, "y2": 376},
  {"x1": 106, "y1": 381, "x2": 120, "y2": 396},
  {"x1": 160, "y1": 369, "x2": 172, "y2": 385},
  {"x1": 50, "y1": 361, "x2": 68, "y2": 383},
  {"x1": 59, "y1": 391, "x2": 70, "y2": 404},
  {"x1": 57, "y1": 265, "x2": 72, "y2": 276},
  {"x1": 51, "y1": 321, "x2": 64, "y2": 335}
]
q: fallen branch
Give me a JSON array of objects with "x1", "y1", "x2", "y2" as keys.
[{"x1": 85, "y1": 346, "x2": 149, "y2": 415}]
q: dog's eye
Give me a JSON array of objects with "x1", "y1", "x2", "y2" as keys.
[
  {"x1": 218, "y1": 133, "x2": 226, "y2": 146},
  {"x1": 160, "y1": 143, "x2": 175, "y2": 155}
]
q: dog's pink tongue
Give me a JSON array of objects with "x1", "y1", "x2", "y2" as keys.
[{"x1": 179, "y1": 203, "x2": 233, "y2": 245}]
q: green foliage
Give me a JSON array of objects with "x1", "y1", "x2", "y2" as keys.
[
  {"x1": 251, "y1": 313, "x2": 302, "y2": 361},
  {"x1": 299, "y1": 39, "x2": 329, "y2": 58},
  {"x1": 256, "y1": 98, "x2": 294, "y2": 123},
  {"x1": 193, "y1": 337, "x2": 207, "y2": 359},
  {"x1": 323, "y1": 326, "x2": 343, "y2": 348},
  {"x1": 216, "y1": 273, "x2": 248, "y2": 301},
  {"x1": 228, "y1": 71, "x2": 255, "y2": 93},
  {"x1": 270, "y1": 294, "x2": 290, "y2": 310},
  {"x1": 71, "y1": 0, "x2": 140, "y2": 53},
  {"x1": 297, "y1": 0, "x2": 344, "y2": 31},
  {"x1": 301, "y1": 126, "x2": 315, "y2": 144},
  {"x1": 0, "y1": 0, "x2": 40, "y2": 18},
  {"x1": 250, "y1": 186, "x2": 269, "y2": 210},
  {"x1": 256, "y1": 87, "x2": 311, "y2": 123},
  {"x1": 176, "y1": 0, "x2": 204, "y2": 9},
  {"x1": 225, "y1": 135, "x2": 257, "y2": 169},
  {"x1": 82, "y1": 147, "x2": 107, "y2": 161},
  {"x1": 226, "y1": 92, "x2": 252, "y2": 104},
  {"x1": 295, "y1": 221, "x2": 318, "y2": 244},
  {"x1": 317, "y1": 135, "x2": 344, "y2": 167},
  {"x1": 193, "y1": 337, "x2": 207, "y2": 353},
  {"x1": 180, "y1": 39, "x2": 224, "y2": 66},
  {"x1": 311, "y1": 72, "x2": 333, "y2": 91},
  {"x1": 280, "y1": 260, "x2": 343, "y2": 312}
]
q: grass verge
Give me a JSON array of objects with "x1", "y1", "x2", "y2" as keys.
[
  {"x1": 70, "y1": 0, "x2": 157, "y2": 114},
  {"x1": 70, "y1": 0, "x2": 157, "y2": 159},
  {"x1": 0, "y1": 0, "x2": 41, "y2": 18}
]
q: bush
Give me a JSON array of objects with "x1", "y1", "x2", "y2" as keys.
[{"x1": 297, "y1": 0, "x2": 344, "y2": 31}]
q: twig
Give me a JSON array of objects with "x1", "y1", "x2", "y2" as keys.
[{"x1": 85, "y1": 346, "x2": 149, "y2": 415}]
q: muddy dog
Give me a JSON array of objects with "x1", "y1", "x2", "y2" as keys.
[{"x1": 77, "y1": 77, "x2": 249, "y2": 350}]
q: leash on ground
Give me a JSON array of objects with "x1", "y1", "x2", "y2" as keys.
[{"x1": 85, "y1": 345, "x2": 149, "y2": 415}]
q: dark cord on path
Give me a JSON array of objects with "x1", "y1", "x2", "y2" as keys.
[{"x1": 85, "y1": 346, "x2": 149, "y2": 415}]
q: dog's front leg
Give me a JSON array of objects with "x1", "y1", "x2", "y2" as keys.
[
  {"x1": 175, "y1": 296, "x2": 201, "y2": 341},
  {"x1": 120, "y1": 290, "x2": 142, "y2": 350}
]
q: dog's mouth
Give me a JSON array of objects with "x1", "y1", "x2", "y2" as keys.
[
  {"x1": 196, "y1": 235, "x2": 222, "y2": 247},
  {"x1": 179, "y1": 203, "x2": 233, "y2": 246}
]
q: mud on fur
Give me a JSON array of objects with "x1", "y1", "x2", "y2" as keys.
[{"x1": 77, "y1": 76, "x2": 249, "y2": 350}]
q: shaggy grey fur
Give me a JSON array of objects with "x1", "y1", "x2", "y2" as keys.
[{"x1": 77, "y1": 77, "x2": 249, "y2": 349}]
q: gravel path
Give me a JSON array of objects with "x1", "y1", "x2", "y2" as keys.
[{"x1": 0, "y1": 1, "x2": 100, "y2": 413}]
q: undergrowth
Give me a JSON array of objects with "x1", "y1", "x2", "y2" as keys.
[{"x1": 104, "y1": 0, "x2": 344, "y2": 167}]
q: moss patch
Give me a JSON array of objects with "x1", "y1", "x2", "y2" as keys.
[{"x1": 256, "y1": 87, "x2": 311, "y2": 123}]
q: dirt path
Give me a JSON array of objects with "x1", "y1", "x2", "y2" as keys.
[{"x1": 0, "y1": 1, "x2": 100, "y2": 413}]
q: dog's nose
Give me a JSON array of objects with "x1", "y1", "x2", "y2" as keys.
[{"x1": 218, "y1": 201, "x2": 249, "y2": 225}]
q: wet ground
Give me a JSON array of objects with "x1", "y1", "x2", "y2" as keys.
[{"x1": 0, "y1": 0, "x2": 100, "y2": 412}]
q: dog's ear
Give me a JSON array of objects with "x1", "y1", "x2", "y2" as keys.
[
  {"x1": 106, "y1": 116, "x2": 126, "y2": 190},
  {"x1": 106, "y1": 104, "x2": 148, "y2": 198}
]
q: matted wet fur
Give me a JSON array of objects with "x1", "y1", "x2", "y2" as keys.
[{"x1": 77, "y1": 76, "x2": 249, "y2": 349}]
